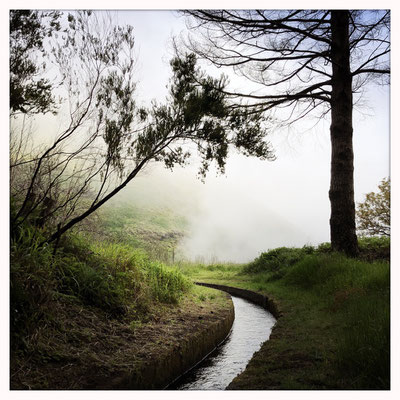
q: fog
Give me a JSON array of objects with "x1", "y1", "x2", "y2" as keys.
[
  {"x1": 108, "y1": 10, "x2": 389, "y2": 262},
  {"x1": 7, "y1": 9, "x2": 390, "y2": 263}
]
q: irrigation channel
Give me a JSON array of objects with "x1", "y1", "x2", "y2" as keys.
[{"x1": 169, "y1": 294, "x2": 276, "y2": 390}]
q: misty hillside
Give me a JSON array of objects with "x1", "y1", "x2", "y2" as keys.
[{"x1": 94, "y1": 200, "x2": 187, "y2": 263}]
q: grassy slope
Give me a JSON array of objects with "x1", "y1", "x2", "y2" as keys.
[
  {"x1": 10, "y1": 220, "x2": 232, "y2": 389},
  {"x1": 11, "y1": 191, "x2": 390, "y2": 390},
  {"x1": 87, "y1": 200, "x2": 188, "y2": 263},
  {"x1": 11, "y1": 283, "x2": 231, "y2": 389},
  {"x1": 177, "y1": 241, "x2": 390, "y2": 390}
]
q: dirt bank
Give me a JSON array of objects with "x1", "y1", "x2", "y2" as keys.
[{"x1": 10, "y1": 286, "x2": 234, "y2": 390}]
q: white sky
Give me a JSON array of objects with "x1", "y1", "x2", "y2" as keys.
[
  {"x1": 1, "y1": 2, "x2": 399, "y2": 400},
  {"x1": 4, "y1": 8, "x2": 392, "y2": 262},
  {"x1": 111, "y1": 9, "x2": 390, "y2": 262}
]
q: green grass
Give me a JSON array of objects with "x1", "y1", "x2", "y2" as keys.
[
  {"x1": 92, "y1": 201, "x2": 188, "y2": 263},
  {"x1": 11, "y1": 194, "x2": 390, "y2": 390},
  {"x1": 178, "y1": 242, "x2": 390, "y2": 390},
  {"x1": 10, "y1": 225, "x2": 192, "y2": 351}
]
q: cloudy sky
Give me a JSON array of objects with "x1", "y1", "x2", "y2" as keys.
[
  {"x1": 114, "y1": 10, "x2": 390, "y2": 262},
  {"x1": 4, "y1": 5, "x2": 392, "y2": 263}
]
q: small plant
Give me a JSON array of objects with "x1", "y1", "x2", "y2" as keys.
[
  {"x1": 129, "y1": 320, "x2": 143, "y2": 330},
  {"x1": 198, "y1": 294, "x2": 206, "y2": 301}
]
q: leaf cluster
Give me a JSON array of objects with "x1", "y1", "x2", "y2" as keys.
[
  {"x1": 357, "y1": 177, "x2": 390, "y2": 236},
  {"x1": 137, "y1": 53, "x2": 275, "y2": 178},
  {"x1": 10, "y1": 10, "x2": 61, "y2": 115}
]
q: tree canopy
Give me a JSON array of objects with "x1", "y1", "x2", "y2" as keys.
[
  {"x1": 178, "y1": 10, "x2": 390, "y2": 256},
  {"x1": 357, "y1": 178, "x2": 390, "y2": 237},
  {"x1": 10, "y1": 10, "x2": 275, "y2": 244},
  {"x1": 10, "y1": 10, "x2": 61, "y2": 115}
]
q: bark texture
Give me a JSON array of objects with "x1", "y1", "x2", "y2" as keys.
[{"x1": 329, "y1": 10, "x2": 359, "y2": 256}]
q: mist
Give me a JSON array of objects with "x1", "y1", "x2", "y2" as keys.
[
  {"x1": 8, "y1": 10, "x2": 390, "y2": 264},
  {"x1": 112, "y1": 10, "x2": 389, "y2": 263}
]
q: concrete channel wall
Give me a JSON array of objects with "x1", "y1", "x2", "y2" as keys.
[
  {"x1": 109, "y1": 283, "x2": 279, "y2": 389},
  {"x1": 108, "y1": 293, "x2": 235, "y2": 390},
  {"x1": 195, "y1": 282, "x2": 281, "y2": 319}
]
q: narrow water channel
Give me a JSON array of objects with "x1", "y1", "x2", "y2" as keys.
[{"x1": 170, "y1": 295, "x2": 276, "y2": 390}]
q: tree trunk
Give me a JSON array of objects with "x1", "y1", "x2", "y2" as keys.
[{"x1": 329, "y1": 10, "x2": 359, "y2": 256}]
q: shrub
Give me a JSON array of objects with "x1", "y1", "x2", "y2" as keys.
[
  {"x1": 243, "y1": 246, "x2": 314, "y2": 275},
  {"x1": 358, "y1": 236, "x2": 390, "y2": 261}
]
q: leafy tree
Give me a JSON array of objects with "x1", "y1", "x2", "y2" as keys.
[
  {"x1": 10, "y1": 11, "x2": 274, "y2": 245},
  {"x1": 179, "y1": 10, "x2": 390, "y2": 256},
  {"x1": 357, "y1": 178, "x2": 390, "y2": 237},
  {"x1": 10, "y1": 10, "x2": 61, "y2": 115}
]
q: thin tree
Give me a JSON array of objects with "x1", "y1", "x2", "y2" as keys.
[
  {"x1": 10, "y1": 11, "x2": 275, "y2": 244},
  {"x1": 179, "y1": 10, "x2": 390, "y2": 256}
]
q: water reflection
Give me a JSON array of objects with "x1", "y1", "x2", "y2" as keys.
[{"x1": 172, "y1": 295, "x2": 276, "y2": 390}]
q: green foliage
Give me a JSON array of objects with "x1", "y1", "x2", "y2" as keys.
[
  {"x1": 357, "y1": 177, "x2": 390, "y2": 237},
  {"x1": 10, "y1": 226, "x2": 192, "y2": 350},
  {"x1": 10, "y1": 10, "x2": 61, "y2": 115},
  {"x1": 55, "y1": 259, "x2": 126, "y2": 315},
  {"x1": 10, "y1": 226, "x2": 56, "y2": 347},
  {"x1": 58, "y1": 237, "x2": 191, "y2": 311},
  {"x1": 242, "y1": 246, "x2": 314, "y2": 279},
  {"x1": 358, "y1": 235, "x2": 390, "y2": 261},
  {"x1": 146, "y1": 262, "x2": 192, "y2": 303},
  {"x1": 138, "y1": 53, "x2": 275, "y2": 179}
]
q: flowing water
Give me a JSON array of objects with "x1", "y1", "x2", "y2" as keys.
[{"x1": 170, "y1": 295, "x2": 276, "y2": 390}]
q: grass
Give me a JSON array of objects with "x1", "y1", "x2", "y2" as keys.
[
  {"x1": 10, "y1": 196, "x2": 390, "y2": 390},
  {"x1": 10, "y1": 283, "x2": 232, "y2": 389},
  {"x1": 90, "y1": 200, "x2": 188, "y2": 263},
  {"x1": 10, "y1": 225, "x2": 192, "y2": 352},
  {"x1": 178, "y1": 241, "x2": 390, "y2": 390}
]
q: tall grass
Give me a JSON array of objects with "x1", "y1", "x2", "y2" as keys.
[
  {"x1": 146, "y1": 262, "x2": 192, "y2": 303},
  {"x1": 10, "y1": 228, "x2": 192, "y2": 349},
  {"x1": 10, "y1": 226, "x2": 56, "y2": 346}
]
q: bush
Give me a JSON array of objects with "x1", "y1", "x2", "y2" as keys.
[
  {"x1": 358, "y1": 236, "x2": 390, "y2": 261},
  {"x1": 242, "y1": 246, "x2": 314, "y2": 276}
]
